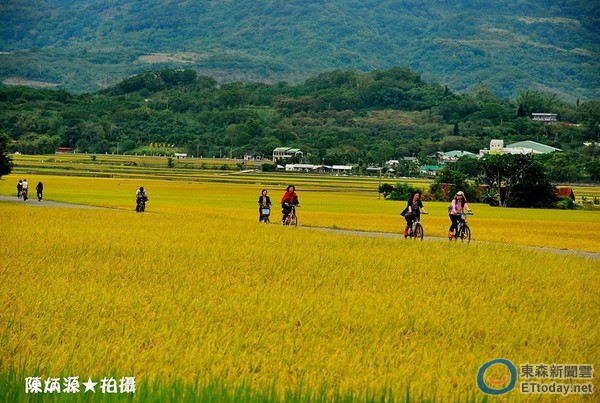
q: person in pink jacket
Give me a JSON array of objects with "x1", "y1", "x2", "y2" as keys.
[{"x1": 448, "y1": 191, "x2": 472, "y2": 239}]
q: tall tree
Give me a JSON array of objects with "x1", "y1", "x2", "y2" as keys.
[
  {"x1": 0, "y1": 132, "x2": 14, "y2": 179},
  {"x1": 478, "y1": 154, "x2": 555, "y2": 208}
]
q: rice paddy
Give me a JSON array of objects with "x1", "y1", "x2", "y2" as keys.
[{"x1": 1, "y1": 156, "x2": 598, "y2": 401}]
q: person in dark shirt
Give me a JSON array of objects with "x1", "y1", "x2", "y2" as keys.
[{"x1": 400, "y1": 191, "x2": 428, "y2": 237}]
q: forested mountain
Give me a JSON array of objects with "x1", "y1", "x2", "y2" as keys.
[{"x1": 1, "y1": 0, "x2": 598, "y2": 99}]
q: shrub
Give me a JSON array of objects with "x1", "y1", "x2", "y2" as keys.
[
  {"x1": 261, "y1": 163, "x2": 277, "y2": 172},
  {"x1": 379, "y1": 182, "x2": 421, "y2": 201},
  {"x1": 556, "y1": 197, "x2": 576, "y2": 210}
]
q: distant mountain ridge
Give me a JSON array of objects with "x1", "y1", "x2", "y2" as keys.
[{"x1": 1, "y1": 0, "x2": 598, "y2": 99}]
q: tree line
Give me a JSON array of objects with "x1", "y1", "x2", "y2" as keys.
[{"x1": 0, "y1": 67, "x2": 599, "y2": 183}]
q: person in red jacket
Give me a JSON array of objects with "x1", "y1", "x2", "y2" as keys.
[{"x1": 280, "y1": 185, "x2": 299, "y2": 223}]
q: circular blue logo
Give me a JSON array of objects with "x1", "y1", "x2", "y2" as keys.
[{"x1": 477, "y1": 358, "x2": 517, "y2": 395}]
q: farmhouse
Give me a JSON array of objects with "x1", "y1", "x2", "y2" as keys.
[{"x1": 272, "y1": 147, "x2": 303, "y2": 162}]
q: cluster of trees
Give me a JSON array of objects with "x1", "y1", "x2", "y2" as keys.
[
  {"x1": 1, "y1": 66, "x2": 599, "y2": 182},
  {"x1": 449, "y1": 150, "x2": 600, "y2": 184},
  {"x1": 381, "y1": 154, "x2": 560, "y2": 208}
]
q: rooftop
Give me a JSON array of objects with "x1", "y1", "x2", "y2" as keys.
[
  {"x1": 444, "y1": 150, "x2": 477, "y2": 158},
  {"x1": 506, "y1": 141, "x2": 562, "y2": 153}
]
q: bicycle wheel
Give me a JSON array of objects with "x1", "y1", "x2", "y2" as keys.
[
  {"x1": 461, "y1": 225, "x2": 471, "y2": 243},
  {"x1": 454, "y1": 225, "x2": 461, "y2": 241},
  {"x1": 414, "y1": 223, "x2": 423, "y2": 241},
  {"x1": 290, "y1": 214, "x2": 298, "y2": 227}
]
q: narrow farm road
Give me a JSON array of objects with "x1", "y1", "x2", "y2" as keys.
[
  {"x1": 302, "y1": 226, "x2": 600, "y2": 260},
  {"x1": 2, "y1": 195, "x2": 598, "y2": 259},
  {"x1": 0, "y1": 195, "x2": 103, "y2": 209}
]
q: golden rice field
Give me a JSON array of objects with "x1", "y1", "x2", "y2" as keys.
[
  {"x1": 3, "y1": 172, "x2": 600, "y2": 253},
  {"x1": 1, "y1": 171, "x2": 599, "y2": 401}
]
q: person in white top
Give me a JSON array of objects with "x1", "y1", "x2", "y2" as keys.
[
  {"x1": 21, "y1": 179, "x2": 29, "y2": 201},
  {"x1": 448, "y1": 191, "x2": 472, "y2": 239},
  {"x1": 135, "y1": 186, "x2": 148, "y2": 212}
]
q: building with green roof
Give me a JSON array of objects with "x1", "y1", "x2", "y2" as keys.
[{"x1": 505, "y1": 141, "x2": 562, "y2": 154}]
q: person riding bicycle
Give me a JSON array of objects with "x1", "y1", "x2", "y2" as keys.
[
  {"x1": 280, "y1": 185, "x2": 299, "y2": 224},
  {"x1": 136, "y1": 186, "x2": 148, "y2": 212},
  {"x1": 258, "y1": 189, "x2": 272, "y2": 222},
  {"x1": 448, "y1": 191, "x2": 472, "y2": 239},
  {"x1": 36, "y1": 181, "x2": 44, "y2": 201},
  {"x1": 21, "y1": 179, "x2": 29, "y2": 201},
  {"x1": 401, "y1": 191, "x2": 428, "y2": 237}
]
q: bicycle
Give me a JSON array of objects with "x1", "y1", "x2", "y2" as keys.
[
  {"x1": 404, "y1": 212, "x2": 427, "y2": 241},
  {"x1": 136, "y1": 197, "x2": 147, "y2": 212},
  {"x1": 259, "y1": 205, "x2": 271, "y2": 223},
  {"x1": 283, "y1": 204, "x2": 299, "y2": 226},
  {"x1": 450, "y1": 212, "x2": 473, "y2": 242}
]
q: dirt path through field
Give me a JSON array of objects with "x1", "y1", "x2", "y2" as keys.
[
  {"x1": 302, "y1": 226, "x2": 600, "y2": 260},
  {"x1": 0, "y1": 195, "x2": 103, "y2": 209},
  {"x1": 2, "y1": 195, "x2": 598, "y2": 259}
]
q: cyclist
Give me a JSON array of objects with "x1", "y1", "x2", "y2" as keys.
[
  {"x1": 401, "y1": 191, "x2": 428, "y2": 237},
  {"x1": 280, "y1": 185, "x2": 299, "y2": 223},
  {"x1": 135, "y1": 186, "x2": 148, "y2": 212},
  {"x1": 36, "y1": 181, "x2": 43, "y2": 201},
  {"x1": 257, "y1": 189, "x2": 272, "y2": 222},
  {"x1": 448, "y1": 191, "x2": 472, "y2": 239},
  {"x1": 21, "y1": 179, "x2": 29, "y2": 201}
]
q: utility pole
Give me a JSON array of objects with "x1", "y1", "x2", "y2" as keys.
[{"x1": 378, "y1": 160, "x2": 383, "y2": 200}]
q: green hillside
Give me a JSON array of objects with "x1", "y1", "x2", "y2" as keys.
[
  {"x1": 1, "y1": 0, "x2": 598, "y2": 99},
  {"x1": 2, "y1": 67, "x2": 599, "y2": 182}
]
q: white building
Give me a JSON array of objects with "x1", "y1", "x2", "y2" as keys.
[
  {"x1": 331, "y1": 165, "x2": 353, "y2": 175},
  {"x1": 479, "y1": 139, "x2": 561, "y2": 156},
  {"x1": 244, "y1": 153, "x2": 262, "y2": 161},
  {"x1": 285, "y1": 163, "x2": 315, "y2": 172},
  {"x1": 532, "y1": 113, "x2": 558, "y2": 124},
  {"x1": 273, "y1": 147, "x2": 303, "y2": 162}
]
